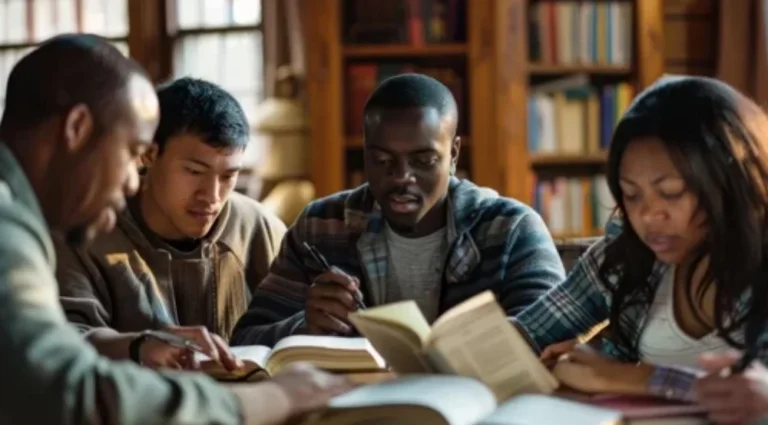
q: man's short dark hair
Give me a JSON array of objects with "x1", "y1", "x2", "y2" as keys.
[
  {"x1": 0, "y1": 33, "x2": 145, "y2": 134},
  {"x1": 154, "y1": 77, "x2": 249, "y2": 153},
  {"x1": 363, "y1": 73, "x2": 458, "y2": 120}
]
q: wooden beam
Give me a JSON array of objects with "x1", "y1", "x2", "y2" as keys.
[{"x1": 127, "y1": 0, "x2": 172, "y2": 82}]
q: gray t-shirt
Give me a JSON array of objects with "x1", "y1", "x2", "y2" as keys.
[{"x1": 384, "y1": 223, "x2": 447, "y2": 323}]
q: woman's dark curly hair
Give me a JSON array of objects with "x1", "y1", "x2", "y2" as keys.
[{"x1": 601, "y1": 75, "x2": 768, "y2": 356}]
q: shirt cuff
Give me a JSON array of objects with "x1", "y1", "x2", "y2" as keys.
[{"x1": 647, "y1": 364, "x2": 705, "y2": 402}]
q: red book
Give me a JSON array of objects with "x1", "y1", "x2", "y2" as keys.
[{"x1": 587, "y1": 394, "x2": 708, "y2": 424}]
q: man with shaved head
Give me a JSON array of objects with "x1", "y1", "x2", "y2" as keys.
[{"x1": 0, "y1": 34, "x2": 351, "y2": 425}]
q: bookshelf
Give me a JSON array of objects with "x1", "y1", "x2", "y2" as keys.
[
  {"x1": 523, "y1": 0, "x2": 664, "y2": 238},
  {"x1": 301, "y1": 0, "x2": 664, "y2": 239}
]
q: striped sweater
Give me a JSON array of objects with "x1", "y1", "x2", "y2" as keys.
[{"x1": 230, "y1": 177, "x2": 566, "y2": 347}]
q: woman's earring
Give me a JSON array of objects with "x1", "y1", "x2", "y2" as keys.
[{"x1": 450, "y1": 163, "x2": 457, "y2": 176}]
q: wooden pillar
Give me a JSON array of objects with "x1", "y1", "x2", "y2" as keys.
[{"x1": 127, "y1": 0, "x2": 172, "y2": 83}]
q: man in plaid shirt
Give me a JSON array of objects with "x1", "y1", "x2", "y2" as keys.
[{"x1": 230, "y1": 73, "x2": 565, "y2": 347}]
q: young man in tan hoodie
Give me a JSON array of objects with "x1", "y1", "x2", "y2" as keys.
[{"x1": 55, "y1": 76, "x2": 288, "y2": 368}]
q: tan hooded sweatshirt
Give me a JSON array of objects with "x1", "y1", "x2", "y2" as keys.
[{"x1": 55, "y1": 191, "x2": 286, "y2": 340}]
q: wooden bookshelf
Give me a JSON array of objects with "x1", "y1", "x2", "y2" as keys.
[
  {"x1": 302, "y1": 0, "x2": 665, "y2": 240},
  {"x1": 343, "y1": 43, "x2": 467, "y2": 57},
  {"x1": 528, "y1": 64, "x2": 633, "y2": 76},
  {"x1": 517, "y1": 0, "x2": 664, "y2": 238}
]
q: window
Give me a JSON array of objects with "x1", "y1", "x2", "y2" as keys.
[
  {"x1": 0, "y1": 0, "x2": 130, "y2": 117},
  {"x1": 171, "y1": 0, "x2": 264, "y2": 165}
]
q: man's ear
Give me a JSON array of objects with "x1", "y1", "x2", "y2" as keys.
[
  {"x1": 139, "y1": 144, "x2": 159, "y2": 168},
  {"x1": 63, "y1": 104, "x2": 95, "y2": 153},
  {"x1": 450, "y1": 135, "x2": 461, "y2": 172}
]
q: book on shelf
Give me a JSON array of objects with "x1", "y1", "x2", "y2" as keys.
[
  {"x1": 348, "y1": 290, "x2": 559, "y2": 401},
  {"x1": 528, "y1": 1, "x2": 633, "y2": 66},
  {"x1": 527, "y1": 76, "x2": 634, "y2": 155},
  {"x1": 196, "y1": 335, "x2": 387, "y2": 382},
  {"x1": 346, "y1": 0, "x2": 464, "y2": 46},
  {"x1": 533, "y1": 174, "x2": 614, "y2": 237},
  {"x1": 309, "y1": 375, "x2": 626, "y2": 425}
]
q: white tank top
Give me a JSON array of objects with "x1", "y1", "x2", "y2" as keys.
[{"x1": 638, "y1": 266, "x2": 730, "y2": 367}]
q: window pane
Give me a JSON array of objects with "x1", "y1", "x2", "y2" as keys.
[
  {"x1": 178, "y1": 0, "x2": 261, "y2": 28},
  {"x1": 4, "y1": 0, "x2": 29, "y2": 44},
  {"x1": 232, "y1": 0, "x2": 260, "y2": 25},
  {"x1": 0, "y1": 48, "x2": 32, "y2": 122},
  {"x1": 177, "y1": 0, "x2": 203, "y2": 29},
  {"x1": 82, "y1": 0, "x2": 128, "y2": 37},
  {"x1": 58, "y1": 0, "x2": 79, "y2": 34},
  {"x1": 32, "y1": 0, "x2": 82, "y2": 42},
  {"x1": 173, "y1": 32, "x2": 263, "y2": 104},
  {"x1": 33, "y1": 0, "x2": 56, "y2": 42}
]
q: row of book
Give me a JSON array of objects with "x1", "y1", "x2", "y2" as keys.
[
  {"x1": 533, "y1": 175, "x2": 614, "y2": 237},
  {"x1": 528, "y1": 1, "x2": 633, "y2": 66},
  {"x1": 527, "y1": 75, "x2": 634, "y2": 155},
  {"x1": 345, "y1": 0, "x2": 464, "y2": 45},
  {"x1": 346, "y1": 63, "x2": 464, "y2": 135}
]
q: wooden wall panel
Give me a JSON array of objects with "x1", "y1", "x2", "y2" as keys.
[{"x1": 663, "y1": 0, "x2": 718, "y2": 76}]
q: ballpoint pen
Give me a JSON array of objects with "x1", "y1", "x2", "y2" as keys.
[
  {"x1": 303, "y1": 241, "x2": 367, "y2": 310},
  {"x1": 147, "y1": 330, "x2": 205, "y2": 353},
  {"x1": 729, "y1": 345, "x2": 758, "y2": 375}
]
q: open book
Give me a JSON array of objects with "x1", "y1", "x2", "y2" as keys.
[
  {"x1": 309, "y1": 375, "x2": 623, "y2": 425},
  {"x1": 198, "y1": 335, "x2": 387, "y2": 382},
  {"x1": 348, "y1": 290, "x2": 558, "y2": 401}
]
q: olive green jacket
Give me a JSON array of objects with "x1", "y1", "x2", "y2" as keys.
[{"x1": 0, "y1": 142, "x2": 243, "y2": 425}]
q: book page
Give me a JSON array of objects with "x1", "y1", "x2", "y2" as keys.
[
  {"x1": 427, "y1": 298, "x2": 558, "y2": 401},
  {"x1": 350, "y1": 300, "x2": 433, "y2": 344},
  {"x1": 271, "y1": 335, "x2": 374, "y2": 353},
  {"x1": 267, "y1": 335, "x2": 387, "y2": 374},
  {"x1": 323, "y1": 375, "x2": 497, "y2": 425},
  {"x1": 194, "y1": 344, "x2": 271, "y2": 368},
  {"x1": 350, "y1": 317, "x2": 434, "y2": 374}
]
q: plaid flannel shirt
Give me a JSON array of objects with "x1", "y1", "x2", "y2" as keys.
[
  {"x1": 231, "y1": 177, "x2": 566, "y2": 347},
  {"x1": 512, "y1": 218, "x2": 764, "y2": 402}
]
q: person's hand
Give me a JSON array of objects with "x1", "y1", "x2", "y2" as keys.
[
  {"x1": 540, "y1": 338, "x2": 579, "y2": 368},
  {"x1": 694, "y1": 351, "x2": 768, "y2": 425},
  {"x1": 305, "y1": 268, "x2": 362, "y2": 335},
  {"x1": 270, "y1": 362, "x2": 356, "y2": 421},
  {"x1": 552, "y1": 344, "x2": 653, "y2": 395},
  {"x1": 140, "y1": 326, "x2": 242, "y2": 371}
]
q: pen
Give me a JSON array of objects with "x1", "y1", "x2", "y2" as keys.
[
  {"x1": 303, "y1": 242, "x2": 367, "y2": 310},
  {"x1": 729, "y1": 346, "x2": 758, "y2": 375},
  {"x1": 151, "y1": 330, "x2": 205, "y2": 353}
]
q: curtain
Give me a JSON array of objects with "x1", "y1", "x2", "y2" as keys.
[
  {"x1": 716, "y1": 0, "x2": 768, "y2": 106},
  {"x1": 262, "y1": 0, "x2": 305, "y2": 97}
]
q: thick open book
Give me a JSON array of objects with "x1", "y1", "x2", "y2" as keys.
[
  {"x1": 348, "y1": 290, "x2": 558, "y2": 400},
  {"x1": 198, "y1": 335, "x2": 387, "y2": 382},
  {"x1": 309, "y1": 375, "x2": 623, "y2": 425}
]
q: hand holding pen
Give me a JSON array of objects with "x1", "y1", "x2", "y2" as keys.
[{"x1": 303, "y1": 242, "x2": 367, "y2": 336}]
